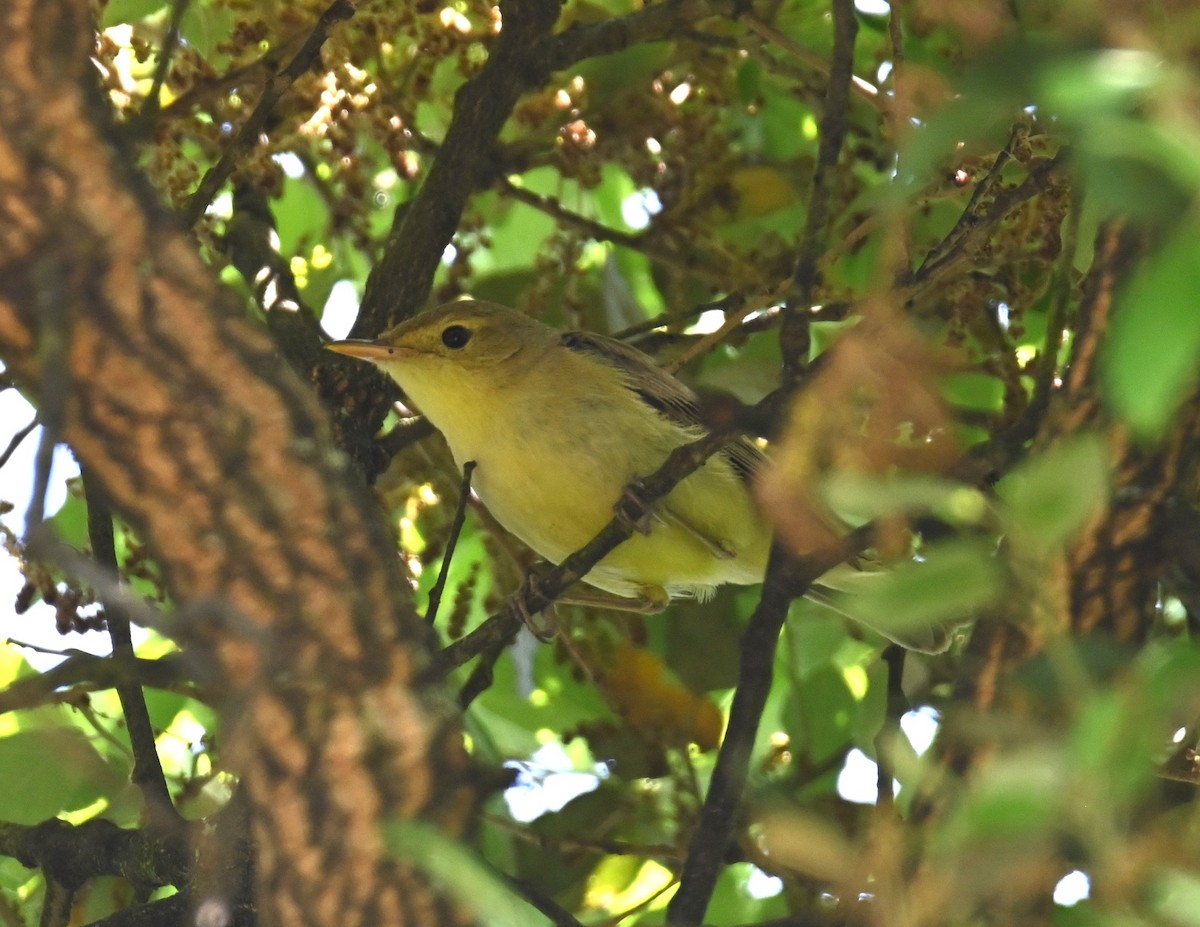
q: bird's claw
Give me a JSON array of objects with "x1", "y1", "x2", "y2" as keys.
[
  {"x1": 511, "y1": 565, "x2": 560, "y2": 642},
  {"x1": 614, "y1": 478, "x2": 664, "y2": 536}
]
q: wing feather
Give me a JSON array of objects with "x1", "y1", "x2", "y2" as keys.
[{"x1": 560, "y1": 330, "x2": 764, "y2": 480}]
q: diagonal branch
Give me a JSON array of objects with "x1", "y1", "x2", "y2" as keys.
[
  {"x1": 354, "y1": 0, "x2": 563, "y2": 337},
  {"x1": 182, "y1": 0, "x2": 357, "y2": 226}
]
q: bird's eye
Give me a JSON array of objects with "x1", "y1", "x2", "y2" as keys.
[{"x1": 441, "y1": 325, "x2": 471, "y2": 349}]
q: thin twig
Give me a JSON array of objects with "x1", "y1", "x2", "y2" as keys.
[
  {"x1": 663, "y1": 283, "x2": 788, "y2": 374},
  {"x1": 39, "y1": 880, "x2": 73, "y2": 927},
  {"x1": 873, "y1": 644, "x2": 908, "y2": 810},
  {"x1": 182, "y1": 0, "x2": 357, "y2": 227},
  {"x1": 669, "y1": 4, "x2": 861, "y2": 923},
  {"x1": 132, "y1": 0, "x2": 192, "y2": 132},
  {"x1": 790, "y1": 0, "x2": 858, "y2": 305},
  {"x1": 428, "y1": 423, "x2": 742, "y2": 683},
  {"x1": 502, "y1": 876, "x2": 587, "y2": 927},
  {"x1": 910, "y1": 121, "x2": 1027, "y2": 280},
  {"x1": 484, "y1": 812, "x2": 682, "y2": 861},
  {"x1": 1032, "y1": 184, "x2": 1082, "y2": 407},
  {"x1": 425, "y1": 461, "x2": 476, "y2": 625},
  {"x1": 456, "y1": 635, "x2": 512, "y2": 708},
  {"x1": 908, "y1": 139, "x2": 1066, "y2": 295},
  {"x1": 0, "y1": 416, "x2": 37, "y2": 470},
  {"x1": 0, "y1": 652, "x2": 195, "y2": 716},
  {"x1": 84, "y1": 470, "x2": 182, "y2": 833},
  {"x1": 613, "y1": 293, "x2": 743, "y2": 340},
  {"x1": 665, "y1": 530, "x2": 871, "y2": 927},
  {"x1": 781, "y1": 0, "x2": 858, "y2": 382},
  {"x1": 500, "y1": 179, "x2": 729, "y2": 287},
  {"x1": 744, "y1": 15, "x2": 882, "y2": 110}
]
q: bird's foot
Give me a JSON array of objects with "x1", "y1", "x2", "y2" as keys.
[
  {"x1": 508, "y1": 569, "x2": 559, "y2": 638},
  {"x1": 511, "y1": 565, "x2": 561, "y2": 641},
  {"x1": 614, "y1": 478, "x2": 666, "y2": 536}
]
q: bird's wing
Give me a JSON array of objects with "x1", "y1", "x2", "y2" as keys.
[{"x1": 560, "y1": 330, "x2": 765, "y2": 481}]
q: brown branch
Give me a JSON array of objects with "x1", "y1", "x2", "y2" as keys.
[
  {"x1": 669, "y1": 5, "x2": 861, "y2": 921},
  {"x1": 130, "y1": 0, "x2": 192, "y2": 133},
  {"x1": 0, "y1": 3, "x2": 479, "y2": 925},
  {"x1": 498, "y1": 179, "x2": 729, "y2": 286},
  {"x1": 354, "y1": 0, "x2": 563, "y2": 337},
  {"x1": 0, "y1": 652, "x2": 194, "y2": 716},
  {"x1": 83, "y1": 470, "x2": 182, "y2": 834},
  {"x1": 223, "y1": 183, "x2": 330, "y2": 378},
  {"x1": 873, "y1": 644, "x2": 908, "y2": 810},
  {"x1": 666, "y1": 532, "x2": 871, "y2": 927},
  {"x1": 0, "y1": 818, "x2": 187, "y2": 894},
  {"x1": 907, "y1": 148, "x2": 1068, "y2": 295},
  {"x1": 40, "y1": 880, "x2": 73, "y2": 927},
  {"x1": 83, "y1": 892, "x2": 192, "y2": 927},
  {"x1": 182, "y1": 0, "x2": 357, "y2": 226},
  {"x1": 781, "y1": 0, "x2": 858, "y2": 378}
]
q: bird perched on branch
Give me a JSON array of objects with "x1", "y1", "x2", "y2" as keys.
[{"x1": 327, "y1": 299, "x2": 771, "y2": 613}]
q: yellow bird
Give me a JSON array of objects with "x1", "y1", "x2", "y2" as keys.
[{"x1": 327, "y1": 299, "x2": 770, "y2": 613}]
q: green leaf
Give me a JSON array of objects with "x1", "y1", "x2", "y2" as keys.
[
  {"x1": 823, "y1": 472, "x2": 988, "y2": 525},
  {"x1": 706, "y1": 863, "x2": 788, "y2": 927},
  {"x1": 49, "y1": 492, "x2": 88, "y2": 550},
  {"x1": 1068, "y1": 690, "x2": 1157, "y2": 807},
  {"x1": 937, "y1": 747, "x2": 1063, "y2": 851},
  {"x1": 940, "y1": 372, "x2": 1006, "y2": 412},
  {"x1": 998, "y1": 433, "x2": 1109, "y2": 549},
  {"x1": 1102, "y1": 221, "x2": 1200, "y2": 436},
  {"x1": 100, "y1": 0, "x2": 167, "y2": 27},
  {"x1": 273, "y1": 175, "x2": 330, "y2": 256},
  {"x1": 795, "y1": 665, "x2": 856, "y2": 763},
  {"x1": 1150, "y1": 869, "x2": 1200, "y2": 927},
  {"x1": 831, "y1": 539, "x2": 1002, "y2": 635},
  {"x1": 736, "y1": 59, "x2": 764, "y2": 105},
  {"x1": 758, "y1": 81, "x2": 815, "y2": 161},
  {"x1": 384, "y1": 819, "x2": 552, "y2": 927},
  {"x1": 0, "y1": 727, "x2": 128, "y2": 824},
  {"x1": 784, "y1": 606, "x2": 848, "y2": 678},
  {"x1": 178, "y1": 2, "x2": 235, "y2": 61},
  {"x1": 1039, "y1": 48, "x2": 1161, "y2": 118}
]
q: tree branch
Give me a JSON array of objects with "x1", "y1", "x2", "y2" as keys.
[
  {"x1": 354, "y1": 0, "x2": 563, "y2": 337},
  {"x1": 0, "y1": 818, "x2": 187, "y2": 894},
  {"x1": 83, "y1": 470, "x2": 181, "y2": 833},
  {"x1": 0, "y1": 652, "x2": 194, "y2": 716},
  {"x1": 182, "y1": 0, "x2": 358, "y2": 226},
  {"x1": 0, "y1": 3, "x2": 479, "y2": 924}
]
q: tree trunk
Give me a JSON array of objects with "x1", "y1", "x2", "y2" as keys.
[{"x1": 0, "y1": 2, "x2": 478, "y2": 924}]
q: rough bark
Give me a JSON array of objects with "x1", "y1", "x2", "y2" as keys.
[{"x1": 0, "y1": 2, "x2": 479, "y2": 925}]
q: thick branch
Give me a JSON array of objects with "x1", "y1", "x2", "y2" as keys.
[
  {"x1": 0, "y1": 3, "x2": 478, "y2": 925},
  {"x1": 354, "y1": 0, "x2": 563, "y2": 337},
  {"x1": 0, "y1": 818, "x2": 186, "y2": 894}
]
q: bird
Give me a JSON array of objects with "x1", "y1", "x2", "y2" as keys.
[{"x1": 327, "y1": 299, "x2": 771, "y2": 613}]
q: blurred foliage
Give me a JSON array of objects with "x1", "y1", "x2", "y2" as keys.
[{"x1": 2, "y1": 0, "x2": 1200, "y2": 924}]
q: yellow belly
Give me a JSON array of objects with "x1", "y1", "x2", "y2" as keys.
[{"x1": 469, "y1": 431, "x2": 768, "y2": 600}]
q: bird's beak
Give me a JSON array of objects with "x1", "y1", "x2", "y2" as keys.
[{"x1": 325, "y1": 339, "x2": 398, "y2": 361}]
